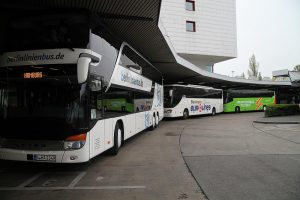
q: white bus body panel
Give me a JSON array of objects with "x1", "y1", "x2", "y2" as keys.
[
  {"x1": 124, "y1": 114, "x2": 136, "y2": 140},
  {"x1": 89, "y1": 120, "x2": 105, "y2": 159}
]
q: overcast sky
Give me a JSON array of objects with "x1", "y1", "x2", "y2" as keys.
[{"x1": 214, "y1": 0, "x2": 300, "y2": 78}]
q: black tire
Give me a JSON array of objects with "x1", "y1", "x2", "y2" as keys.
[
  {"x1": 149, "y1": 114, "x2": 156, "y2": 131},
  {"x1": 121, "y1": 106, "x2": 126, "y2": 112},
  {"x1": 156, "y1": 112, "x2": 159, "y2": 127},
  {"x1": 212, "y1": 107, "x2": 216, "y2": 116},
  {"x1": 183, "y1": 109, "x2": 189, "y2": 120},
  {"x1": 110, "y1": 123, "x2": 122, "y2": 155},
  {"x1": 235, "y1": 106, "x2": 240, "y2": 113}
]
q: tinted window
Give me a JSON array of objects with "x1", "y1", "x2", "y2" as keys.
[
  {"x1": 186, "y1": 0, "x2": 195, "y2": 11},
  {"x1": 0, "y1": 65, "x2": 89, "y2": 140},
  {"x1": 119, "y1": 46, "x2": 162, "y2": 83},
  {"x1": 186, "y1": 21, "x2": 196, "y2": 32},
  {"x1": 227, "y1": 90, "x2": 274, "y2": 98}
]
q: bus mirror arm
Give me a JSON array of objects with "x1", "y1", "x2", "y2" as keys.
[
  {"x1": 77, "y1": 56, "x2": 91, "y2": 84},
  {"x1": 169, "y1": 89, "x2": 173, "y2": 97}
]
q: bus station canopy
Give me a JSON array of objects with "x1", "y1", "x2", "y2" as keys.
[{"x1": 0, "y1": 0, "x2": 294, "y2": 90}]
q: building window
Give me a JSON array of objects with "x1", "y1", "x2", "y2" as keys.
[
  {"x1": 186, "y1": 21, "x2": 196, "y2": 32},
  {"x1": 186, "y1": 0, "x2": 195, "y2": 11}
]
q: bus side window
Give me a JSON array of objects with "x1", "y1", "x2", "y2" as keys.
[{"x1": 226, "y1": 96, "x2": 233, "y2": 103}]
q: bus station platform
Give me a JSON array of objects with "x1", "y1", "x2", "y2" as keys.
[{"x1": 254, "y1": 115, "x2": 300, "y2": 124}]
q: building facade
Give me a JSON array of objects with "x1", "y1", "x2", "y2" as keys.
[{"x1": 160, "y1": 0, "x2": 237, "y2": 72}]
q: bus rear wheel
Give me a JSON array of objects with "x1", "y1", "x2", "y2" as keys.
[
  {"x1": 183, "y1": 109, "x2": 189, "y2": 120},
  {"x1": 212, "y1": 107, "x2": 216, "y2": 116},
  {"x1": 110, "y1": 123, "x2": 122, "y2": 155},
  {"x1": 235, "y1": 106, "x2": 240, "y2": 113},
  {"x1": 155, "y1": 112, "x2": 159, "y2": 127},
  {"x1": 149, "y1": 114, "x2": 156, "y2": 131}
]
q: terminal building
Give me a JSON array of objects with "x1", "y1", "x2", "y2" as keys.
[
  {"x1": 160, "y1": 0, "x2": 237, "y2": 73},
  {"x1": 0, "y1": 0, "x2": 299, "y2": 98}
]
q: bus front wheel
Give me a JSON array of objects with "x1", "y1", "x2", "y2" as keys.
[
  {"x1": 183, "y1": 109, "x2": 189, "y2": 120},
  {"x1": 263, "y1": 105, "x2": 266, "y2": 111},
  {"x1": 110, "y1": 123, "x2": 122, "y2": 155},
  {"x1": 235, "y1": 106, "x2": 240, "y2": 113}
]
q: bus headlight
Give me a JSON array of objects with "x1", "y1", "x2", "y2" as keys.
[
  {"x1": 64, "y1": 141, "x2": 86, "y2": 150},
  {"x1": 64, "y1": 133, "x2": 86, "y2": 150}
]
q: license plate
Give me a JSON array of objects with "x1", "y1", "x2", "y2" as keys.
[{"x1": 29, "y1": 154, "x2": 56, "y2": 162}]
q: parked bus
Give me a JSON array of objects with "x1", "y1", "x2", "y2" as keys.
[
  {"x1": 0, "y1": 11, "x2": 163, "y2": 163},
  {"x1": 223, "y1": 89, "x2": 276, "y2": 113},
  {"x1": 164, "y1": 84, "x2": 223, "y2": 119}
]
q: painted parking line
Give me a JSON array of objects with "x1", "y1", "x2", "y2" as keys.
[
  {"x1": 1, "y1": 171, "x2": 146, "y2": 191},
  {"x1": 68, "y1": 172, "x2": 87, "y2": 188},
  {"x1": 17, "y1": 172, "x2": 45, "y2": 188},
  {"x1": 0, "y1": 185, "x2": 146, "y2": 191}
]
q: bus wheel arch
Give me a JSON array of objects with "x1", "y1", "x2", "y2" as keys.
[
  {"x1": 110, "y1": 120, "x2": 124, "y2": 155},
  {"x1": 263, "y1": 105, "x2": 267, "y2": 111},
  {"x1": 183, "y1": 109, "x2": 189, "y2": 120},
  {"x1": 149, "y1": 113, "x2": 156, "y2": 131},
  {"x1": 235, "y1": 106, "x2": 240, "y2": 113},
  {"x1": 156, "y1": 112, "x2": 159, "y2": 126}
]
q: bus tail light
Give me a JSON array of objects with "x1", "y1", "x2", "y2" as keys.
[{"x1": 64, "y1": 133, "x2": 87, "y2": 150}]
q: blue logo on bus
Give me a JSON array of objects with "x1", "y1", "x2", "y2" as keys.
[{"x1": 191, "y1": 104, "x2": 211, "y2": 112}]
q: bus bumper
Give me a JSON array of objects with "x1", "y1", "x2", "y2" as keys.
[{"x1": 0, "y1": 142, "x2": 90, "y2": 163}]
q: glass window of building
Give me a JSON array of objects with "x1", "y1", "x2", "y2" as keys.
[
  {"x1": 186, "y1": 21, "x2": 196, "y2": 32},
  {"x1": 186, "y1": 0, "x2": 195, "y2": 11}
]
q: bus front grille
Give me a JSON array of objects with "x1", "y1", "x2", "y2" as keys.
[{"x1": 0, "y1": 139, "x2": 64, "y2": 151}]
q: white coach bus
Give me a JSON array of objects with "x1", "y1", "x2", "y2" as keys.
[
  {"x1": 164, "y1": 84, "x2": 223, "y2": 119},
  {"x1": 0, "y1": 12, "x2": 163, "y2": 163}
]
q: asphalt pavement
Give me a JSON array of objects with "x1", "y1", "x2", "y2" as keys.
[
  {"x1": 181, "y1": 112, "x2": 300, "y2": 200},
  {"x1": 254, "y1": 114, "x2": 300, "y2": 124}
]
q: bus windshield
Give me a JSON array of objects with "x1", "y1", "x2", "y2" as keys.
[
  {"x1": 164, "y1": 86, "x2": 182, "y2": 108},
  {"x1": 3, "y1": 13, "x2": 89, "y2": 52},
  {"x1": 0, "y1": 65, "x2": 89, "y2": 140}
]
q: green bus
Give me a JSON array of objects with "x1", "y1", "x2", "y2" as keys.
[
  {"x1": 224, "y1": 90, "x2": 276, "y2": 113},
  {"x1": 97, "y1": 91, "x2": 134, "y2": 113}
]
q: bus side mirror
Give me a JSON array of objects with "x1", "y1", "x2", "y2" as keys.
[
  {"x1": 169, "y1": 89, "x2": 173, "y2": 97},
  {"x1": 77, "y1": 57, "x2": 91, "y2": 84},
  {"x1": 89, "y1": 74, "x2": 102, "y2": 92}
]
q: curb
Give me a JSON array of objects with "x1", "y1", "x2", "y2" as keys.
[{"x1": 253, "y1": 120, "x2": 300, "y2": 124}]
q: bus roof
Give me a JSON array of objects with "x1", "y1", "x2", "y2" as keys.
[{"x1": 227, "y1": 89, "x2": 275, "y2": 94}]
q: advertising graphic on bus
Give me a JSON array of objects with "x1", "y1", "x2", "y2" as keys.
[
  {"x1": 223, "y1": 89, "x2": 276, "y2": 113},
  {"x1": 0, "y1": 11, "x2": 163, "y2": 163}
]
